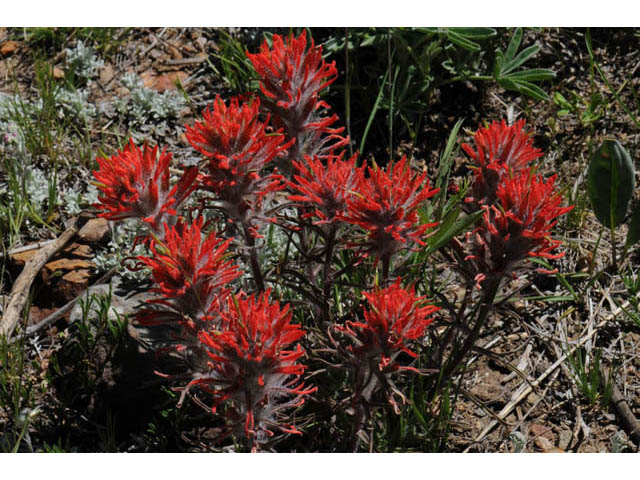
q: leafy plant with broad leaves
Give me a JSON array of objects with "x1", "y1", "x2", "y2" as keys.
[{"x1": 587, "y1": 138, "x2": 637, "y2": 270}]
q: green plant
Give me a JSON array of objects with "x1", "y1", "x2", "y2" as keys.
[
  {"x1": 586, "y1": 138, "x2": 635, "y2": 271},
  {"x1": 565, "y1": 347, "x2": 614, "y2": 408},
  {"x1": 322, "y1": 27, "x2": 553, "y2": 158}
]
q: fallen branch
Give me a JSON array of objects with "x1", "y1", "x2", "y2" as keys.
[
  {"x1": 603, "y1": 369, "x2": 640, "y2": 446},
  {"x1": 0, "y1": 213, "x2": 91, "y2": 339},
  {"x1": 9, "y1": 266, "x2": 119, "y2": 344}
]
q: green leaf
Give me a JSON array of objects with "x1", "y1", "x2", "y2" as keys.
[
  {"x1": 426, "y1": 209, "x2": 483, "y2": 253},
  {"x1": 500, "y1": 44, "x2": 541, "y2": 75},
  {"x1": 499, "y1": 78, "x2": 550, "y2": 101},
  {"x1": 502, "y1": 68, "x2": 556, "y2": 82},
  {"x1": 625, "y1": 203, "x2": 640, "y2": 247},
  {"x1": 446, "y1": 27, "x2": 497, "y2": 39},
  {"x1": 504, "y1": 28, "x2": 523, "y2": 64},
  {"x1": 446, "y1": 30, "x2": 481, "y2": 52},
  {"x1": 587, "y1": 139, "x2": 635, "y2": 229}
]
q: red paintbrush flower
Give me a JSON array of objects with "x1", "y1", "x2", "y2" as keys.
[
  {"x1": 184, "y1": 291, "x2": 315, "y2": 449},
  {"x1": 338, "y1": 279, "x2": 439, "y2": 372},
  {"x1": 288, "y1": 151, "x2": 365, "y2": 225},
  {"x1": 93, "y1": 139, "x2": 197, "y2": 232},
  {"x1": 247, "y1": 31, "x2": 347, "y2": 165},
  {"x1": 185, "y1": 95, "x2": 291, "y2": 226},
  {"x1": 341, "y1": 156, "x2": 439, "y2": 261},
  {"x1": 136, "y1": 217, "x2": 241, "y2": 333},
  {"x1": 462, "y1": 119, "x2": 542, "y2": 207},
  {"x1": 468, "y1": 169, "x2": 573, "y2": 285}
]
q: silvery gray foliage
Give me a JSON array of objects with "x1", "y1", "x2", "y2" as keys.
[
  {"x1": 65, "y1": 40, "x2": 104, "y2": 79},
  {"x1": 54, "y1": 88, "x2": 97, "y2": 124},
  {"x1": 92, "y1": 218, "x2": 150, "y2": 282},
  {"x1": 112, "y1": 72, "x2": 186, "y2": 141}
]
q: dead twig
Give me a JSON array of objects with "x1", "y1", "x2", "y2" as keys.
[{"x1": 0, "y1": 213, "x2": 91, "y2": 339}]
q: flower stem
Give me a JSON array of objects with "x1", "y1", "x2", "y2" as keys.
[
  {"x1": 321, "y1": 224, "x2": 337, "y2": 325},
  {"x1": 242, "y1": 222, "x2": 265, "y2": 292},
  {"x1": 439, "y1": 276, "x2": 501, "y2": 387}
]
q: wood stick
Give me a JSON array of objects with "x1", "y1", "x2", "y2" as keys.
[{"x1": 0, "y1": 214, "x2": 91, "y2": 339}]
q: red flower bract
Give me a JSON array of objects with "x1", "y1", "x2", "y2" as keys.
[
  {"x1": 338, "y1": 279, "x2": 439, "y2": 372},
  {"x1": 93, "y1": 139, "x2": 197, "y2": 231},
  {"x1": 185, "y1": 95, "x2": 291, "y2": 225},
  {"x1": 136, "y1": 217, "x2": 241, "y2": 332},
  {"x1": 462, "y1": 119, "x2": 542, "y2": 207},
  {"x1": 341, "y1": 156, "x2": 439, "y2": 261},
  {"x1": 247, "y1": 31, "x2": 347, "y2": 164},
  {"x1": 186, "y1": 291, "x2": 315, "y2": 448},
  {"x1": 288, "y1": 151, "x2": 365, "y2": 225},
  {"x1": 468, "y1": 170, "x2": 573, "y2": 284}
]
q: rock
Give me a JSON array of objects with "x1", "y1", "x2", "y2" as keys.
[
  {"x1": 534, "y1": 435, "x2": 554, "y2": 451},
  {"x1": 77, "y1": 218, "x2": 110, "y2": 243},
  {"x1": 44, "y1": 258, "x2": 93, "y2": 276},
  {"x1": 141, "y1": 70, "x2": 188, "y2": 92},
  {"x1": 558, "y1": 429, "x2": 572, "y2": 450},
  {"x1": 63, "y1": 243, "x2": 93, "y2": 259},
  {"x1": 10, "y1": 249, "x2": 38, "y2": 267},
  {"x1": 99, "y1": 64, "x2": 115, "y2": 85},
  {"x1": 57, "y1": 269, "x2": 92, "y2": 302},
  {"x1": 529, "y1": 423, "x2": 555, "y2": 442},
  {"x1": 0, "y1": 40, "x2": 18, "y2": 56}
]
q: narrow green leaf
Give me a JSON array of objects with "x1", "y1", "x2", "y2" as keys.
[
  {"x1": 446, "y1": 30, "x2": 481, "y2": 52},
  {"x1": 499, "y1": 78, "x2": 549, "y2": 101},
  {"x1": 504, "y1": 28, "x2": 523, "y2": 64},
  {"x1": 446, "y1": 27, "x2": 497, "y2": 39},
  {"x1": 587, "y1": 139, "x2": 635, "y2": 229},
  {"x1": 503, "y1": 68, "x2": 556, "y2": 82},
  {"x1": 500, "y1": 44, "x2": 541, "y2": 75},
  {"x1": 426, "y1": 209, "x2": 483, "y2": 253},
  {"x1": 359, "y1": 69, "x2": 389, "y2": 155}
]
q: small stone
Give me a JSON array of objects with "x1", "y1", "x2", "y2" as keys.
[
  {"x1": 558, "y1": 429, "x2": 572, "y2": 450},
  {"x1": 10, "y1": 249, "x2": 38, "y2": 267},
  {"x1": 99, "y1": 64, "x2": 115, "y2": 85},
  {"x1": 63, "y1": 243, "x2": 93, "y2": 259},
  {"x1": 77, "y1": 218, "x2": 110, "y2": 243},
  {"x1": 0, "y1": 40, "x2": 18, "y2": 56},
  {"x1": 56, "y1": 269, "x2": 92, "y2": 303},
  {"x1": 44, "y1": 258, "x2": 93, "y2": 275},
  {"x1": 534, "y1": 436, "x2": 554, "y2": 451},
  {"x1": 52, "y1": 66, "x2": 65, "y2": 79},
  {"x1": 141, "y1": 70, "x2": 188, "y2": 92},
  {"x1": 529, "y1": 423, "x2": 555, "y2": 441}
]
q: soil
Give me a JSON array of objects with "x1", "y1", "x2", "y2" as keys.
[{"x1": 1, "y1": 27, "x2": 640, "y2": 452}]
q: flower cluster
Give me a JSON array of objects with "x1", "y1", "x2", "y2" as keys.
[
  {"x1": 468, "y1": 171, "x2": 573, "y2": 285},
  {"x1": 462, "y1": 119, "x2": 542, "y2": 207},
  {"x1": 136, "y1": 218, "x2": 241, "y2": 338},
  {"x1": 462, "y1": 120, "x2": 573, "y2": 286},
  {"x1": 341, "y1": 156, "x2": 439, "y2": 263},
  {"x1": 288, "y1": 151, "x2": 365, "y2": 225},
  {"x1": 93, "y1": 139, "x2": 197, "y2": 232},
  {"x1": 186, "y1": 291, "x2": 315, "y2": 449},
  {"x1": 247, "y1": 31, "x2": 348, "y2": 168},
  {"x1": 339, "y1": 280, "x2": 439, "y2": 370},
  {"x1": 185, "y1": 96, "x2": 291, "y2": 227},
  {"x1": 335, "y1": 279, "x2": 439, "y2": 411}
]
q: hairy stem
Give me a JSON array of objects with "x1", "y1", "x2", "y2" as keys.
[
  {"x1": 439, "y1": 276, "x2": 501, "y2": 387},
  {"x1": 242, "y1": 222, "x2": 265, "y2": 292}
]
